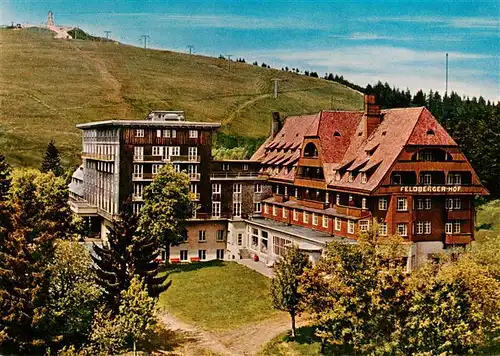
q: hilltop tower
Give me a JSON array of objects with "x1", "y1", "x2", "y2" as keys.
[{"x1": 47, "y1": 11, "x2": 54, "y2": 27}]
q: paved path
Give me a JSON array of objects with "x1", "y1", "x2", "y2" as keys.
[
  {"x1": 235, "y1": 258, "x2": 274, "y2": 278},
  {"x1": 160, "y1": 311, "x2": 308, "y2": 355}
]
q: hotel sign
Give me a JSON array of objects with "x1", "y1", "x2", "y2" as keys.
[{"x1": 400, "y1": 185, "x2": 461, "y2": 193}]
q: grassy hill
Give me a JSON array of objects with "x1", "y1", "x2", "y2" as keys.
[{"x1": 0, "y1": 28, "x2": 363, "y2": 167}]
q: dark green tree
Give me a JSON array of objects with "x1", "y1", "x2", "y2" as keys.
[
  {"x1": 0, "y1": 170, "x2": 73, "y2": 353},
  {"x1": 92, "y1": 202, "x2": 169, "y2": 311},
  {"x1": 270, "y1": 244, "x2": 311, "y2": 337},
  {"x1": 138, "y1": 164, "x2": 194, "y2": 261},
  {"x1": 41, "y1": 139, "x2": 63, "y2": 176}
]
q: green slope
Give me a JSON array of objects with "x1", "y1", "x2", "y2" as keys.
[{"x1": 0, "y1": 28, "x2": 363, "y2": 167}]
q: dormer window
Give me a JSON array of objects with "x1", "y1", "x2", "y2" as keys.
[
  {"x1": 333, "y1": 131, "x2": 341, "y2": 137},
  {"x1": 304, "y1": 142, "x2": 318, "y2": 157},
  {"x1": 426, "y1": 129, "x2": 435, "y2": 135},
  {"x1": 335, "y1": 171, "x2": 341, "y2": 181},
  {"x1": 392, "y1": 173, "x2": 402, "y2": 185},
  {"x1": 361, "y1": 173, "x2": 367, "y2": 184},
  {"x1": 348, "y1": 172, "x2": 354, "y2": 182}
]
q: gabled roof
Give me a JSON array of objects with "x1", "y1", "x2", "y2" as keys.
[{"x1": 407, "y1": 107, "x2": 458, "y2": 146}]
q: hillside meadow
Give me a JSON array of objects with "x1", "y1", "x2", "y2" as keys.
[{"x1": 0, "y1": 28, "x2": 362, "y2": 167}]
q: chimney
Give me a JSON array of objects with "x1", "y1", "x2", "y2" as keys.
[
  {"x1": 364, "y1": 94, "x2": 381, "y2": 138},
  {"x1": 270, "y1": 112, "x2": 282, "y2": 137}
]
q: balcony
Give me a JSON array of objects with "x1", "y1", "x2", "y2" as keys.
[
  {"x1": 211, "y1": 171, "x2": 260, "y2": 180},
  {"x1": 336, "y1": 205, "x2": 370, "y2": 218},
  {"x1": 132, "y1": 195, "x2": 143, "y2": 201},
  {"x1": 170, "y1": 155, "x2": 200, "y2": 163},
  {"x1": 190, "y1": 192, "x2": 200, "y2": 201},
  {"x1": 445, "y1": 233, "x2": 472, "y2": 245},
  {"x1": 298, "y1": 157, "x2": 322, "y2": 167},
  {"x1": 446, "y1": 209, "x2": 471, "y2": 220},
  {"x1": 132, "y1": 173, "x2": 155, "y2": 181},
  {"x1": 189, "y1": 173, "x2": 201, "y2": 180},
  {"x1": 294, "y1": 198, "x2": 328, "y2": 210},
  {"x1": 82, "y1": 153, "x2": 115, "y2": 161}
]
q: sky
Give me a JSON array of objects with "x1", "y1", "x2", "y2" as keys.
[{"x1": 2, "y1": 0, "x2": 499, "y2": 100}]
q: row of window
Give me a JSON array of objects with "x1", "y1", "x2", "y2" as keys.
[
  {"x1": 392, "y1": 173, "x2": 463, "y2": 185},
  {"x1": 83, "y1": 129, "x2": 119, "y2": 139},
  {"x1": 211, "y1": 201, "x2": 242, "y2": 217},
  {"x1": 198, "y1": 230, "x2": 225, "y2": 242},
  {"x1": 136, "y1": 129, "x2": 199, "y2": 138},
  {"x1": 173, "y1": 249, "x2": 225, "y2": 261},
  {"x1": 211, "y1": 183, "x2": 263, "y2": 196},
  {"x1": 396, "y1": 220, "x2": 462, "y2": 236}
]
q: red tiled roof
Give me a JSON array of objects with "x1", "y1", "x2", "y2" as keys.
[
  {"x1": 407, "y1": 107, "x2": 458, "y2": 146},
  {"x1": 254, "y1": 106, "x2": 464, "y2": 192}
]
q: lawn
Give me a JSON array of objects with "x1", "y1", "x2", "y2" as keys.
[{"x1": 158, "y1": 260, "x2": 281, "y2": 331}]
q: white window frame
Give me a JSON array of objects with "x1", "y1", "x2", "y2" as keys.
[
  {"x1": 135, "y1": 129, "x2": 144, "y2": 137},
  {"x1": 156, "y1": 129, "x2": 162, "y2": 138},
  {"x1": 416, "y1": 221, "x2": 424, "y2": 235},
  {"x1": 243, "y1": 164, "x2": 249, "y2": 171},
  {"x1": 362, "y1": 197, "x2": 367, "y2": 210},
  {"x1": 378, "y1": 198, "x2": 387, "y2": 211},
  {"x1": 189, "y1": 130, "x2": 199, "y2": 138},
  {"x1": 444, "y1": 222, "x2": 453, "y2": 235},
  {"x1": 212, "y1": 183, "x2": 221, "y2": 195},
  {"x1": 335, "y1": 217, "x2": 341, "y2": 231},
  {"x1": 378, "y1": 222, "x2": 387, "y2": 236},
  {"x1": 454, "y1": 221, "x2": 461, "y2": 233},
  {"x1": 198, "y1": 230, "x2": 206, "y2": 242},
  {"x1": 293, "y1": 209, "x2": 298, "y2": 221},
  {"x1": 348, "y1": 220, "x2": 355, "y2": 234},
  {"x1": 212, "y1": 201, "x2": 221, "y2": 217},
  {"x1": 454, "y1": 198, "x2": 461, "y2": 209},
  {"x1": 424, "y1": 221, "x2": 431, "y2": 234},
  {"x1": 152, "y1": 146, "x2": 163, "y2": 156},
  {"x1": 188, "y1": 147, "x2": 198, "y2": 159},
  {"x1": 163, "y1": 129, "x2": 171, "y2": 138},
  {"x1": 361, "y1": 173, "x2": 367, "y2": 184},
  {"x1": 303, "y1": 212, "x2": 309, "y2": 224},
  {"x1": 417, "y1": 198, "x2": 424, "y2": 210},
  {"x1": 233, "y1": 202, "x2": 242, "y2": 217},
  {"x1": 397, "y1": 223, "x2": 408, "y2": 237},
  {"x1": 254, "y1": 202, "x2": 261, "y2": 213},
  {"x1": 254, "y1": 184, "x2": 262, "y2": 193},
  {"x1": 425, "y1": 198, "x2": 432, "y2": 210},
  {"x1": 152, "y1": 164, "x2": 162, "y2": 174},
  {"x1": 397, "y1": 197, "x2": 408, "y2": 211},
  {"x1": 264, "y1": 204, "x2": 269, "y2": 214},
  {"x1": 272, "y1": 205, "x2": 277, "y2": 216},
  {"x1": 233, "y1": 183, "x2": 242, "y2": 193},
  {"x1": 359, "y1": 220, "x2": 369, "y2": 232},
  {"x1": 180, "y1": 250, "x2": 188, "y2": 261},
  {"x1": 282, "y1": 208, "x2": 287, "y2": 218},
  {"x1": 312, "y1": 213, "x2": 318, "y2": 226},
  {"x1": 216, "y1": 230, "x2": 225, "y2": 242},
  {"x1": 322, "y1": 215, "x2": 328, "y2": 228},
  {"x1": 422, "y1": 173, "x2": 432, "y2": 186}
]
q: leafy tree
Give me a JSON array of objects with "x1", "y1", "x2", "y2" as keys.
[
  {"x1": 119, "y1": 276, "x2": 157, "y2": 355},
  {"x1": 138, "y1": 164, "x2": 194, "y2": 260},
  {"x1": 300, "y1": 226, "x2": 408, "y2": 354},
  {"x1": 47, "y1": 240, "x2": 101, "y2": 349},
  {"x1": 89, "y1": 276, "x2": 157, "y2": 355},
  {"x1": 270, "y1": 245, "x2": 311, "y2": 337},
  {"x1": 0, "y1": 169, "x2": 74, "y2": 353},
  {"x1": 92, "y1": 202, "x2": 168, "y2": 311},
  {"x1": 41, "y1": 140, "x2": 63, "y2": 176}
]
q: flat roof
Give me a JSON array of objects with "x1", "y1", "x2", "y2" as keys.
[
  {"x1": 245, "y1": 217, "x2": 356, "y2": 246},
  {"x1": 76, "y1": 120, "x2": 221, "y2": 129}
]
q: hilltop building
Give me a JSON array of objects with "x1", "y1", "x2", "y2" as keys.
[{"x1": 70, "y1": 96, "x2": 488, "y2": 269}]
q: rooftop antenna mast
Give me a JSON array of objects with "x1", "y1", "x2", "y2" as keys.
[
  {"x1": 445, "y1": 53, "x2": 449, "y2": 96},
  {"x1": 104, "y1": 30, "x2": 111, "y2": 39}
]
